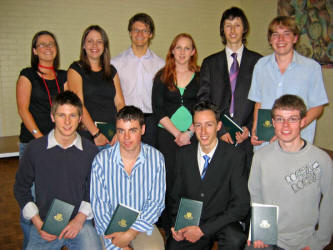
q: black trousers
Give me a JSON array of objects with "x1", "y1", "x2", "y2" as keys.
[
  {"x1": 156, "y1": 127, "x2": 196, "y2": 233},
  {"x1": 142, "y1": 114, "x2": 158, "y2": 147},
  {"x1": 166, "y1": 222, "x2": 247, "y2": 250}
]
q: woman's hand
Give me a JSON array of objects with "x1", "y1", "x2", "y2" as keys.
[
  {"x1": 174, "y1": 132, "x2": 191, "y2": 147},
  {"x1": 94, "y1": 133, "x2": 109, "y2": 146}
]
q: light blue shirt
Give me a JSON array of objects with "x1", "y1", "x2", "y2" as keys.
[
  {"x1": 90, "y1": 142, "x2": 166, "y2": 250},
  {"x1": 248, "y1": 51, "x2": 328, "y2": 143},
  {"x1": 111, "y1": 47, "x2": 165, "y2": 113}
]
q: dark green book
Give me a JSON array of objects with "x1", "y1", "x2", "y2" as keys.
[
  {"x1": 105, "y1": 204, "x2": 140, "y2": 235},
  {"x1": 251, "y1": 203, "x2": 278, "y2": 245},
  {"x1": 95, "y1": 122, "x2": 115, "y2": 141},
  {"x1": 41, "y1": 198, "x2": 74, "y2": 236},
  {"x1": 174, "y1": 198, "x2": 203, "y2": 231},
  {"x1": 256, "y1": 109, "x2": 274, "y2": 141},
  {"x1": 221, "y1": 114, "x2": 244, "y2": 144}
]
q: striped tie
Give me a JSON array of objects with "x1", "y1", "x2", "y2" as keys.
[
  {"x1": 201, "y1": 155, "x2": 210, "y2": 179},
  {"x1": 229, "y1": 53, "x2": 239, "y2": 116}
]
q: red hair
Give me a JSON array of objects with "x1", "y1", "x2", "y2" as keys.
[{"x1": 160, "y1": 33, "x2": 200, "y2": 91}]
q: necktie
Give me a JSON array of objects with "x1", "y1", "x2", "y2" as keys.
[
  {"x1": 229, "y1": 53, "x2": 239, "y2": 116},
  {"x1": 201, "y1": 155, "x2": 210, "y2": 179}
]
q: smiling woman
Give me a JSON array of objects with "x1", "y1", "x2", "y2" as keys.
[
  {"x1": 15, "y1": 30, "x2": 67, "y2": 249},
  {"x1": 67, "y1": 25, "x2": 125, "y2": 150}
]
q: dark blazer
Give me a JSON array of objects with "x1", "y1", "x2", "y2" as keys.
[
  {"x1": 198, "y1": 47, "x2": 262, "y2": 137},
  {"x1": 170, "y1": 140, "x2": 250, "y2": 238}
]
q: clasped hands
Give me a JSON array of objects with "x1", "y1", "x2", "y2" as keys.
[
  {"x1": 221, "y1": 126, "x2": 249, "y2": 145},
  {"x1": 171, "y1": 226, "x2": 204, "y2": 243}
]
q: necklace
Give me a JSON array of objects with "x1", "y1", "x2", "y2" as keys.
[{"x1": 38, "y1": 64, "x2": 61, "y2": 107}]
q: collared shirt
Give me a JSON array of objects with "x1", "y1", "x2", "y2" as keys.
[
  {"x1": 197, "y1": 139, "x2": 218, "y2": 175},
  {"x1": 111, "y1": 47, "x2": 165, "y2": 113},
  {"x1": 47, "y1": 129, "x2": 83, "y2": 150},
  {"x1": 90, "y1": 142, "x2": 166, "y2": 250},
  {"x1": 226, "y1": 44, "x2": 244, "y2": 72},
  {"x1": 248, "y1": 51, "x2": 328, "y2": 144},
  {"x1": 22, "y1": 130, "x2": 93, "y2": 220}
]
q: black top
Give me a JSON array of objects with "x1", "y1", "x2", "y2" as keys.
[
  {"x1": 69, "y1": 61, "x2": 117, "y2": 125},
  {"x1": 14, "y1": 135, "x2": 99, "y2": 220},
  {"x1": 19, "y1": 67, "x2": 66, "y2": 143},
  {"x1": 152, "y1": 71, "x2": 200, "y2": 122}
]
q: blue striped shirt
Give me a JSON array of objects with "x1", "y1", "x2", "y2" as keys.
[{"x1": 90, "y1": 142, "x2": 166, "y2": 250}]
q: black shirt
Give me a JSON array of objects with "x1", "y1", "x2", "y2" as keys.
[{"x1": 19, "y1": 67, "x2": 66, "y2": 143}]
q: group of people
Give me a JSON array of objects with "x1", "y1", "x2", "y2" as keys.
[{"x1": 13, "y1": 6, "x2": 332, "y2": 250}]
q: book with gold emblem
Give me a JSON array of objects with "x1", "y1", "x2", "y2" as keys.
[
  {"x1": 256, "y1": 109, "x2": 275, "y2": 141},
  {"x1": 250, "y1": 203, "x2": 279, "y2": 245},
  {"x1": 174, "y1": 198, "x2": 203, "y2": 231},
  {"x1": 41, "y1": 198, "x2": 74, "y2": 236},
  {"x1": 95, "y1": 122, "x2": 115, "y2": 141},
  {"x1": 105, "y1": 204, "x2": 140, "y2": 235}
]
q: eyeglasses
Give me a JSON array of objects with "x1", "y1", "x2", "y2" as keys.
[
  {"x1": 36, "y1": 42, "x2": 55, "y2": 49},
  {"x1": 131, "y1": 29, "x2": 150, "y2": 35},
  {"x1": 273, "y1": 116, "x2": 301, "y2": 123}
]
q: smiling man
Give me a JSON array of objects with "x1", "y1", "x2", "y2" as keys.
[
  {"x1": 90, "y1": 106, "x2": 166, "y2": 250},
  {"x1": 111, "y1": 13, "x2": 164, "y2": 147},
  {"x1": 167, "y1": 101, "x2": 250, "y2": 250},
  {"x1": 198, "y1": 7, "x2": 262, "y2": 173},
  {"x1": 248, "y1": 16, "x2": 328, "y2": 149},
  {"x1": 14, "y1": 91, "x2": 102, "y2": 250},
  {"x1": 247, "y1": 94, "x2": 333, "y2": 250}
]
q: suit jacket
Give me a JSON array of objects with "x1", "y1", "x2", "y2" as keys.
[
  {"x1": 170, "y1": 140, "x2": 250, "y2": 238},
  {"x1": 198, "y1": 47, "x2": 262, "y2": 137}
]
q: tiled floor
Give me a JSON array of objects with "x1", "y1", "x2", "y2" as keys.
[{"x1": 1, "y1": 156, "x2": 332, "y2": 250}]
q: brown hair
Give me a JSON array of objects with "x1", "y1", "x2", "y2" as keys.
[
  {"x1": 267, "y1": 16, "x2": 299, "y2": 43},
  {"x1": 31, "y1": 31, "x2": 60, "y2": 71},
  {"x1": 79, "y1": 25, "x2": 113, "y2": 81},
  {"x1": 271, "y1": 94, "x2": 307, "y2": 119},
  {"x1": 159, "y1": 33, "x2": 199, "y2": 91}
]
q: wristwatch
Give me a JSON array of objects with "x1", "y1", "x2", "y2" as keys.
[
  {"x1": 32, "y1": 129, "x2": 38, "y2": 135},
  {"x1": 187, "y1": 129, "x2": 194, "y2": 138}
]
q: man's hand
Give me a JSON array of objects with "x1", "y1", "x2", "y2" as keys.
[
  {"x1": 110, "y1": 134, "x2": 118, "y2": 146},
  {"x1": 221, "y1": 133, "x2": 234, "y2": 144},
  {"x1": 105, "y1": 228, "x2": 139, "y2": 248},
  {"x1": 179, "y1": 226, "x2": 204, "y2": 243},
  {"x1": 269, "y1": 135, "x2": 277, "y2": 143},
  {"x1": 247, "y1": 240, "x2": 268, "y2": 248},
  {"x1": 235, "y1": 126, "x2": 249, "y2": 144},
  {"x1": 31, "y1": 214, "x2": 57, "y2": 242},
  {"x1": 59, "y1": 213, "x2": 86, "y2": 239},
  {"x1": 301, "y1": 247, "x2": 310, "y2": 250},
  {"x1": 250, "y1": 130, "x2": 265, "y2": 146},
  {"x1": 171, "y1": 227, "x2": 184, "y2": 241}
]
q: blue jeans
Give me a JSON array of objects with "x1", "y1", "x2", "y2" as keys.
[
  {"x1": 26, "y1": 220, "x2": 103, "y2": 250},
  {"x1": 19, "y1": 142, "x2": 35, "y2": 249}
]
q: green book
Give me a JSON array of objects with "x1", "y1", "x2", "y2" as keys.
[
  {"x1": 105, "y1": 204, "x2": 140, "y2": 235},
  {"x1": 174, "y1": 198, "x2": 203, "y2": 231},
  {"x1": 250, "y1": 203, "x2": 279, "y2": 245},
  {"x1": 95, "y1": 122, "x2": 115, "y2": 141},
  {"x1": 221, "y1": 114, "x2": 244, "y2": 144},
  {"x1": 256, "y1": 109, "x2": 275, "y2": 141},
  {"x1": 41, "y1": 198, "x2": 74, "y2": 236}
]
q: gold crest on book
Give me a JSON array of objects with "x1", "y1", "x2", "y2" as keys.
[
  {"x1": 54, "y1": 213, "x2": 63, "y2": 222},
  {"x1": 263, "y1": 120, "x2": 272, "y2": 128},
  {"x1": 118, "y1": 219, "x2": 127, "y2": 228},
  {"x1": 184, "y1": 212, "x2": 194, "y2": 220}
]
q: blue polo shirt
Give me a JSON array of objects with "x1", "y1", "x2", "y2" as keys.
[{"x1": 248, "y1": 51, "x2": 328, "y2": 143}]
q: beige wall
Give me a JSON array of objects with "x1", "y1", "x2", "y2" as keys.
[{"x1": 0, "y1": 0, "x2": 332, "y2": 149}]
